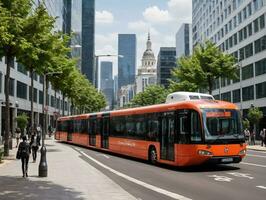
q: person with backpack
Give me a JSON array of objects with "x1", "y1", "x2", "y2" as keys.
[
  {"x1": 17, "y1": 135, "x2": 31, "y2": 177},
  {"x1": 30, "y1": 132, "x2": 40, "y2": 162}
]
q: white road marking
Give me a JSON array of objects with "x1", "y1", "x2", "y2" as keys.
[
  {"x1": 79, "y1": 150, "x2": 192, "y2": 200},
  {"x1": 256, "y1": 186, "x2": 266, "y2": 190},
  {"x1": 227, "y1": 172, "x2": 253, "y2": 179},
  {"x1": 240, "y1": 162, "x2": 266, "y2": 168},
  {"x1": 248, "y1": 150, "x2": 266, "y2": 154},
  {"x1": 247, "y1": 154, "x2": 266, "y2": 158},
  {"x1": 97, "y1": 154, "x2": 110, "y2": 159},
  {"x1": 208, "y1": 175, "x2": 233, "y2": 182}
]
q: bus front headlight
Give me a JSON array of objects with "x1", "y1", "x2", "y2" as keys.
[
  {"x1": 198, "y1": 150, "x2": 213, "y2": 156},
  {"x1": 239, "y1": 149, "x2": 246, "y2": 155}
]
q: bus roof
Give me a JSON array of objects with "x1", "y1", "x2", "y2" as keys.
[{"x1": 58, "y1": 100, "x2": 238, "y2": 121}]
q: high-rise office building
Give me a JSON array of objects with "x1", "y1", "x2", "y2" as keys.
[
  {"x1": 176, "y1": 23, "x2": 192, "y2": 59},
  {"x1": 192, "y1": 0, "x2": 266, "y2": 127},
  {"x1": 156, "y1": 47, "x2": 176, "y2": 88},
  {"x1": 82, "y1": 0, "x2": 95, "y2": 84},
  {"x1": 118, "y1": 34, "x2": 137, "y2": 90},
  {"x1": 100, "y1": 61, "x2": 114, "y2": 110}
]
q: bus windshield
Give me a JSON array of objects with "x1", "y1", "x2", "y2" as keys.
[{"x1": 202, "y1": 109, "x2": 245, "y2": 143}]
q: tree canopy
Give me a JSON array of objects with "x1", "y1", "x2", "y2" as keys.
[
  {"x1": 130, "y1": 85, "x2": 169, "y2": 107},
  {"x1": 169, "y1": 41, "x2": 238, "y2": 94}
]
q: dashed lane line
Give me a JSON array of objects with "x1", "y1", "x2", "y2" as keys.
[
  {"x1": 77, "y1": 149, "x2": 192, "y2": 200},
  {"x1": 246, "y1": 154, "x2": 266, "y2": 158},
  {"x1": 240, "y1": 162, "x2": 266, "y2": 168},
  {"x1": 256, "y1": 186, "x2": 266, "y2": 190}
]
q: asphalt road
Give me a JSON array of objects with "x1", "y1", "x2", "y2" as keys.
[{"x1": 72, "y1": 146, "x2": 266, "y2": 200}]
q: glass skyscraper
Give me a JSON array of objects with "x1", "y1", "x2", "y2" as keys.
[
  {"x1": 176, "y1": 23, "x2": 192, "y2": 59},
  {"x1": 156, "y1": 47, "x2": 176, "y2": 88},
  {"x1": 118, "y1": 34, "x2": 137, "y2": 90},
  {"x1": 82, "y1": 0, "x2": 95, "y2": 84}
]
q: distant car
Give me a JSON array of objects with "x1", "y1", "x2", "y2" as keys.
[{"x1": 165, "y1": 91, "x2": 214, "y2": 103}]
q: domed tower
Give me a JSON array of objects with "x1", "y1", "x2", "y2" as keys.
[
  {"x1": 136, "y1": 33, "x2": 157, "y2": 94},
  {"x1": 139, "y1": 32, "x2": 156, "y2": 72}
]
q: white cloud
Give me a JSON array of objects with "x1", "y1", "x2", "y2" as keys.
[
  {"x1": 167, "y1": 0, "x2": 192, "y2": 22},
  {"x1": 143, "y1": 6, "x2": 172, "y2": 24},
  {"x1": 128, "y1": 20, "x2": 159, "y2": 36},
  {"x1": 96, "y1": 10, "x2": 114, "y2": 24}
]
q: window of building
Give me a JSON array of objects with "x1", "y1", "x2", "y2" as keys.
[
  {"x1": 238, "y1": 12, "x2": 242, "y2": 24},
  {"x1": 29, "y1": 86, "x2": 38, "y2": 103},
  {"x1": 39, "y1": 75, "x2": 44, "y2": 84},
  {"x1": 255, "y1": 35, "x2": 266, "y2": 53},
  {"x1": 17, "y1": 63, "x2": 28, "y2": 75},
  {"x1": 256, "y1": 81, "x2": 266, "y2": 99},
  {"x1": 39, "y1": 90, "x2": 43, "y2": 104},
  {"x1": 238, "y1": 29, "x2": 243, "y2": 42},
  {"x1": 221, "y1": 91, "x2": 231, "y2": 102},
  {"x1": 248, "y1": 23, "x2": 253, "y2": 36},
  {"x1": 260, "y1": 14, "x2": 265, "y2": 29},
  {"x1": 242, "y1": 85, "x2": 254, "y2": 101},
  {"x1": 243, "y1": 7, "x2": 247, "y2": 20},
  {"x1": 242, "y1": 64, "x2": 254, "y2": 80},
  {"x1": 229, "y1": 20, "x2": 232, "y2": 31},
  {"x1": 233, "y1": 89, "x2": 241, "y2": 103},
  {"x1": 229, "y1": 36, "x2": 233, "y2": 48},
  {"x1": 233, "y1": 16, "x2": 237, "y2": 28},
  {"x1": 245, "y1": 43, "x2": 253, "y2": 58},
  {"x1": 4, "y1": 76, "x2": 15, "y2": 96},
  {"x1": 255, "y1": 58, "x2": 266, "y2": 76},
  {"x1": 253, "y1": 0, "x2": 259, "y2": 11},
  {"x1": 17, "y1": 81, "x2": 27, "y2": 99},
  {"x1": 254, "y1": 18, "x2": 259, "y2": 32},
  {"x1": 233, "y1": 68, "x2": 240, "y2": 83},
  {"x1": 239, "y1": 47, "x2": 245, "y2": 61},
  {"x1": 243, "y1": 27, "x2": 247, "y2": 39},
  {"x1": 247, "y1": 3, "x2": 252, "y2": 16},
  {"x1": 233, "y1": 33, "x2": 238, "y2": 45}
]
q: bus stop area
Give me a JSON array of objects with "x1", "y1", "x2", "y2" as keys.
[{"x1": 0, "y1": 138, "x2": 136, "y2": 200}]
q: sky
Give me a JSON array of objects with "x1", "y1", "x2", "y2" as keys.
[{"x1": 95, "y1": 0, "x2": 192, "y2": 75}]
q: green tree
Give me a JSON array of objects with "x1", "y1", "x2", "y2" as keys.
[
  {"x1": 131, "y1": 85, "x2": 169, "y2": 107},
  {"x1": 170, "y1": 41, "x2": 237, "y2": 94},
  {"x1": 0, "y1": 0, "x2": 33, "y2": 156},
  {"x1": 16, "y1": 113, "x2": 29, "y2": 135},
  {"x1": 17, "y1": 3, "x2": 56, "y2": 130},
  {"x1": 247, "y1": 106, "x2": 263, "y2": 134},
  {"x1": 242, "y1": 118, "x2": 250, "y2": 130}
]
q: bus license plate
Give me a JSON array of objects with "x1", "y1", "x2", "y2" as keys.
[{"x1": 221, "y1": 158, "x2": 233, "y2": 163}]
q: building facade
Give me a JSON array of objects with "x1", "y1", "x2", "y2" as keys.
[
  {"x1": 135, "y1": 33, "x2": 157, "y2": 94},
  {"x1": 192, "y1": 0, "x2": 266, "y2": 128},
  {"x1": 118, "y1": 34, "x2": 137, "y2": 90},
  {"x1": 119, "y1": 84, "x2": 135, "y2": 108},
  {"x1": 156, "y1": 47, "x2": 177, "y2": 88},
  {"x1": 82, "y1": 0, "x2": 95, "y2": 84},
  {"x1": 100, "y1": 61, "x2": 114, "y2": 110},
  {"x1": 176, "y1": 23, "x2": 192, "y2": 59}
]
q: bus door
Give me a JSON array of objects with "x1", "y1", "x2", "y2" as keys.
[
  {"x1": 89, "y1": 116, "x2": 97, "y2": 146},
  {"x1": 159, "y1": 112, "x2": 175, "y2": 161},
  {"x1": 101, "y1": 114, "x2": 110, "y2": 149},
  {"x1": 67, "y1": 120, "x2": 73, "y2": 141}
]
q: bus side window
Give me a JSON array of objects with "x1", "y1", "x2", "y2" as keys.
[
  {"x1": 190, "y1": 111, "x2": 202, "y2": 142},
  {"x1": 177, "y1": 110, "x2": 190, "y2": 144},
  {"x1": 147, "y1": 113, "x2": 158, "y2": 141}
]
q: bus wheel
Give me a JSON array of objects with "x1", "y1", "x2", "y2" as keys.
[{"x1": 149, "y1": 147, "x2": 157, "y2": 165}]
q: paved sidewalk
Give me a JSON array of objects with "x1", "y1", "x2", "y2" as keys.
[
  {"x1": 247, "y1": 144, "x2": 266, "y2": 151},
  {"x1": 0, "y1": 138, "x2": 136, "y2": 200}
]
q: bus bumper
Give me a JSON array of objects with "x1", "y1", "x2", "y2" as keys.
[{"x1": 206, "y1": 156, "x2": 242, "y2": 164}]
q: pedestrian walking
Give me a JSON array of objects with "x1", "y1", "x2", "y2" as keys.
[
  {"x1": 244, "y1": 128, "x2": 250, "y2": 144},
  {"x1": 15, "y1": 127, "x2": 21, "y2": 148},
  {"x1": 17, "y1": 135, "x2": 31, "y2": 177},
  {"x1": 250, "y1": 130, "x2": 256, "y2": 145},
  {"x1": 260, "y1": 129, "x2": 265, "y2": 146},
  {"x1": 30, "y1": 132, "x2": 40, "y2": 162},
  {"x1": 264, "y1": 128, "x2": 266, "y2": 147}
]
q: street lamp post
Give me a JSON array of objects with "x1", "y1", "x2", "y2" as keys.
[{"x1": 39, "y1": 71, "x2": 62, "y2": 177}]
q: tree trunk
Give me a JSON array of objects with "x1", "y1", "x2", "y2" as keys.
[
  {"x1": 4, "y1": 56, "x2": 12, "y2": 156},
  {"x1": 30, "y1": 69, "x2": 34, "y2": 134}
]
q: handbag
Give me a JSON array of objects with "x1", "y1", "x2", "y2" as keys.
[{"x1": 16, "y1": 149, "x2": 21, "y2": 159}]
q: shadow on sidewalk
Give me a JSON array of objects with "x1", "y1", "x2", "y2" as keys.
[{"x1": 0, "y1": 176, "x2": 85, "y2": 200}]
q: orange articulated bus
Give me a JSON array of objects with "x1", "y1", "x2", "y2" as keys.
[{"x1": 55, "y1": 99, "x2": 246, "y2": 166}]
